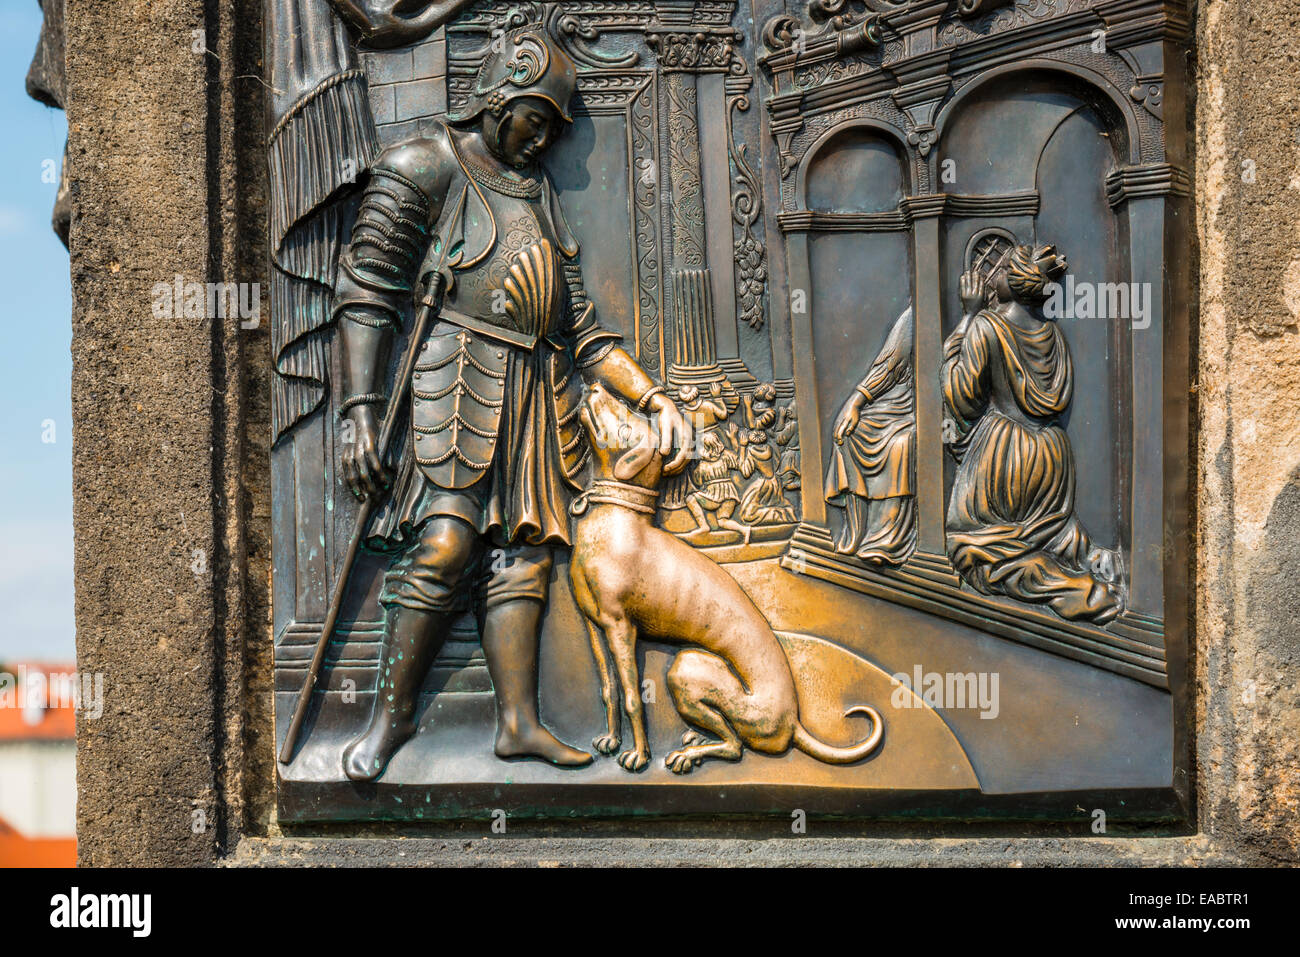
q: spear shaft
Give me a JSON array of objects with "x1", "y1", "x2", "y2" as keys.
[{"x1": 278, "y1": 264, "x2": 451, "y2": 765}]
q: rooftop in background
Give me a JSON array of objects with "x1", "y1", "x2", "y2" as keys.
[
  {"x1": 0, "y1": 661, "x2": 78, "y2": 741},
  {"x1": 0, "y1": 660, "x2": 77, "y2": 866},
  {"x1": 0, "y1": 815, "x2": 75, "y2": 868}
]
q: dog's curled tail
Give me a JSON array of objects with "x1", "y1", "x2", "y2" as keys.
[{"x1": 793, "y1": 705, "x2": 883, "y2": 764}]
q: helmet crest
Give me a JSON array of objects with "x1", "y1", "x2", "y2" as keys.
[{"x1": 450, "y1": 26, "x2": 577, "y2": 125}]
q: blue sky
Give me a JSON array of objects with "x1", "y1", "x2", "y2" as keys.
[{"x1": 0, "y1": 3, "x2": 74, "y2": 662}]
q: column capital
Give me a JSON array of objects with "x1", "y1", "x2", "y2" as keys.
[
  {"x1": 1105, "y1": 163, "x2": 1191, "y2": 207},
  {"x1": 646, "y1": 27, "x2": 743, "y2": 73},
  {"x1": 902, "y1": 193, "x2": 949, "y2": 219}
]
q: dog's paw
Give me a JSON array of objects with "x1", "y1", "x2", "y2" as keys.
[
  {"x1": 682, "y1": 730, "x2": 709, "y2": 747},
  {"x1": 592, "y1": 733, "x2": 621, "y2": 755},
  {"x1": 617, "y1": 748, "x2": 650, "y2": 772},
  {"x1": 665, "y1": 748, "x2": 703, "y2": 774}
]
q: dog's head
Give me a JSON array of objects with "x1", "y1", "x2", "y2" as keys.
[{"x1": 581, "y1": 383, "x2": 664, "y2": 489}]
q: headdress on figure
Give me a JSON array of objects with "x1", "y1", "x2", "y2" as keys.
[
  {"x1": 448, "y1": 25, "x2": 577, "y2": 125},
  {"x1": 1006, "y1": 244, "x2": 1068, "y2": 303}
]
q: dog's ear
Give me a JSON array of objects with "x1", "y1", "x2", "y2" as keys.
[{"x1": 613, "y1": 437, "x2": 658, "y2": 482}]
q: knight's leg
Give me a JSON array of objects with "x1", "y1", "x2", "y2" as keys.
[
  {"x1": 343, "y1": 517, "x2": 479, "y2": 782},
  {"x1": 478, "y1": 544, "x2": 592, "y2": 766}
]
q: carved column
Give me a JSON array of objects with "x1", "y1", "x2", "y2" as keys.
[
  {"x1": 1105, "y1": 163, "x2": 1190, "y2": 639},
  {"x1": 664, "y1": 70, "x2": 722, "y2": 386},
  {"x1": 886, "y1": 12, "x2": 958, "y2": 575},
  {"x1": 648, "y1": 16, "x2": 741, "y2": 389},
  {"x1": 670, "y1": 267, "x2": 717, "y2": 373},
  {"x1": 901, "y1": 193, "x2": 956, "y2": 568},
  {"x1": 1097, "y1": 1, "x2": 1193, "y2": 650}
]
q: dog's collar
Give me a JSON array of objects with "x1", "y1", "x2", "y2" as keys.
[{"x1": 571, "y1": 479, "x2": 660, "y2": 516}]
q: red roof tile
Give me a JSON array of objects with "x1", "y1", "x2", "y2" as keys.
[
  {"x1": 0, "y1": 816, "x2": 76, "y2": 867},
  {"x1": 0, "y1": 662, "x2": 78, "y2": 741}
]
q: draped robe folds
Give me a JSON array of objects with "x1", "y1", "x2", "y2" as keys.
[
  {"x1": 941, "y1": 307, "x2": 1121, "y2": 624},
  {"x1": 739, "y1": 446, "x2": 799, "y2": 525},
  {"x1": 824, "y1": 308, "x2": 917, "y2": 563},
  {"x1": 268, "y1": 0, "x2": 377, "y2": 442}
]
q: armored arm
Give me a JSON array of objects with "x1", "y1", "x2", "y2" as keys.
[
  {"x1": 333, "y1": 138, "x2": 454, "y2": 497},
  {"x1": 544, "y1": 176, "x2": 658, "y2": 411},
  {"x1": 558, "y1": 257, "x2": 658, "y2": 407},
  {"x1": 335, "y1": 166, "x2": 430, "y2": 410}
]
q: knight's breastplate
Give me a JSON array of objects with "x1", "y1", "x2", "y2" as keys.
[
  {"x1": 409, "y1": 161, "x2": 585, "y2": 491},
  {"x1": 440, "y1": 185, "x2": 566, "y2": 343}
]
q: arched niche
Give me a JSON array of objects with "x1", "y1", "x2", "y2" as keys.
[
  {"x1": 933, "y1": 59, "x2": 1141, "y2": 167},
  {"x1": 799, "y1": 121, "x2": 909, "y2": 212},
  {"x1": 789, "y1": 120, "x2": 913, "y2": 531},
  {"x1": 937, "y1": 68, "x2": 1131, "y2": 562}
]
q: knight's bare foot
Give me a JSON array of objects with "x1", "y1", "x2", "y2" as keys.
[
  {"x1": 682, "y1": 729, "x2": 708, "y2": 747},
  {"x1": 617, "y1": 748, "x2": 650, "y2": 771},
  {"x1": 592, "y1": 732, "x2": 621, "y2": 755},
  {"x1": 495, "y1": 722, "x2": 592, "y2": 767},
  {"x1": 342, "y1": 715, "x2": 416, "y2": 782}
]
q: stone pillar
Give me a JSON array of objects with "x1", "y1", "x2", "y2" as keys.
[
  {"x1": 65, "y1": 0, "x2": 262, "y2": 865},
  {"x1": 1190, "y1": 0, "x2": 1300, "y2": 859}
]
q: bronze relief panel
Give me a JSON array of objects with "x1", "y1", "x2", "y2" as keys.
[{"x1": 268, "y1": 0, "x2": 1191, "y2": 824}]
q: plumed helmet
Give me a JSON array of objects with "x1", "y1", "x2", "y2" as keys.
[{"x1": 449, "y1": 26, "x2": 577, "y2": 125}]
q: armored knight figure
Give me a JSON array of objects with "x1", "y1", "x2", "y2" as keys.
[{"x1": 334, "y1": 26, "x2": 692, "y2": 781}]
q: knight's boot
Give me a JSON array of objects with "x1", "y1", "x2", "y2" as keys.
[
  {"x1": 343, "y1": 605, "x2": 451, "y2": 782},
  {"x1": 481, "y1": 599, "x2": 592, "y2": 767}
]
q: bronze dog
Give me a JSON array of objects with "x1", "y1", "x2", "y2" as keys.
[{"x1": 570, "y1": 383, "x2": 884, "y2": 773}]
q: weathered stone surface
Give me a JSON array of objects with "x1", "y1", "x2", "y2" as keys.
[
  {"x1": 64, "y1": 0, "x2": 1299, "y2": 864},
  {"x1": 226, "y1": 833, "x2": 1239, "y2": 867},
  {"x1": 1192, "y1": 0, "x2": 1300, "y2": 864},
  {"x1": 66, "y1": 0, "x2": 264, "y2": 865}
]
